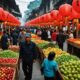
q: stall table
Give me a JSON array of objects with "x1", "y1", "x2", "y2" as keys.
[{"x1": 67, "y1": 38, "x2": 80, "y2": 57}]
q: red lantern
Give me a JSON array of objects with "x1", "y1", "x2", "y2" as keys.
[
  {"x1": 59, "y1": 4, "x2": 72, "y2": 17},
  {"x1": 57, "y1": 13, "x2": 63, "y2": 22},
  {"x1": 71, "y1": 9, "x2": 80, "y2": 19},
  {"x1": 50, "y1": 10, "x2": 59, "y2": 20},
  {"x1": 4, "y1": 11, "x2": 9, "y2": 21},
  {"x1": 0, "y1": 8, "x2": 5, "y2": 21},
  {"x1": 72, "y1": 0, "x2": 80, "y2": 13}
]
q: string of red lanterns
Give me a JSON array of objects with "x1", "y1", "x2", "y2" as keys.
[
  {"x1": 25, "y1": 0, "x2": 80, "y2": 30},
  {"x1": 0, "y1": 7, "x2": 21, "y2": 27}
]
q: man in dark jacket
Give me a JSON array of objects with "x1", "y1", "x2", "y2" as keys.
[{"x1": 19, "y1": 33, "x2": 37, "y2": 80}]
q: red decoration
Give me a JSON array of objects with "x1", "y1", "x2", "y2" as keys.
[
  {"x1": 71, "y1": 9, "x2": 80, "y2": 19},
  {"x1": 50, "y1": 10, "x2": 59, "y2": 20},
  {"x1": 59, "y1": 4, "x2": 72, "y2": 17},
  {"x1": 0, "y1": 8, "x2": 5, "y2": 21},
  {"x1": 72, "y1": 0, "x2": 80, "y2": 13}
]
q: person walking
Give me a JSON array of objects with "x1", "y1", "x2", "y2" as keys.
[
  {"x1": 41, "y1": 52, "x2": 63, "y2": 80},
  {"x1": 18, "y1": 30, "x2": 26, "y2": 45},
  {"x1": 19, "y1": 33, "x2": 37, "y2": 80},
  {"x1": 11, "y1": 30, "x2": 18, "y2": 45},
  {"x1": 56, "y1": 30, "x2": 66, "y2": 50},
  {"x1": 1, "y1": 31, "x2": 9, "y2": 50},
  {"x1": 51, "y1": 30, "x2": 57, "y2": 44}
]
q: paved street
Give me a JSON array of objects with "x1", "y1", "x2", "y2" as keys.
[{"x1": 19, "y1": 61, "x2": 44, "y2": 80}]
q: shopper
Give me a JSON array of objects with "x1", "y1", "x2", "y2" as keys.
[
  {"x1": 51, "y1": 30, "x2": 57, "y2": 44},
  {"x1": 19, "y1": 33, "x2": 37, "y2": 80},
  {"x1": 69, "y1": 31, "x2": 74, "y2": 38},
  {"x1": 41, "y1": 52, "x2": 62, "y2": 80},
  {"x1": 41, "y1": 29, "x2": 48, "y2": 40},
  {"x1": 47, "y1": 29, "x2": 51, "y2": 41},
  {"x1": 56, "y1": 30, "x2": 66, "y2": 50},
  {"x1": 1, "y1": 31, "x2": 9, "y2": 50},
  {"x1": 11, "y1": 30, "x2": 18, "y2": 45},
  {"x1": 18, "y1": 30, "x2": 26, "y2": 45}
]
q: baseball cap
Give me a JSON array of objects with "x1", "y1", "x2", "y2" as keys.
[{"x1": 25, "y1": 33, "x2": 31, "y2": 38}]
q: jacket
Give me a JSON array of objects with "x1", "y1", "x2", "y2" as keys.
[{"x1": 19, "y1": 41, "x2": 37, "y2": 62}]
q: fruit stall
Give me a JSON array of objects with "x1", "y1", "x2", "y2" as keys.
[
  {"x1": 32, "y1": 35, "x2": 80, "y2": 80},
  {"x1": 67, "y1": 38, "x2": 80, "y2": 57},
  {"x1": 41, "y1": 46, "x2": 80, "y2": 80},
  {"x1": 0, "y1": 50, "x2": 19, "y2": 80}
]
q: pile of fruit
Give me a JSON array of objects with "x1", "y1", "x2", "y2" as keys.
[
  {"x1": 38, "y1": 42, "x2": 56, "y2": 49},
  {"x1": 55, "y1": 53, "x2": 80, "y2": 80},
  {"x1": 55, "y1": 54, "x2": 79, "y2": 65},
  {"x1": 0, "y1": 50, "x2": 19, "y2": 58},
  {"x1": 59, "y1": 61, "x2": 80, "y2": 80},
  {"x1": 0, "y1": 66, "x2": 15, "y2": 80},
  {"x1": 43, "y1": 47, "x2": 64, "y2": 57},
  {"x1": 38, "y1": 42, "x2": 49, "y2": 49},
  {"x1": 0, "y1": 58, "x2": 17, "y2": 64},
  {"x1": 31, "y1": 34, "x2": 40, "y2": 39}
]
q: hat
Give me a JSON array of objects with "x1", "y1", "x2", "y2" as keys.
[{"x1": 25, "y1": 33, "x2": 31, "y2": 38}]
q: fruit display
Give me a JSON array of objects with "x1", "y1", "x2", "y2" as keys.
[
  {"x1": 55, "y1": 54, "x2": 79, "y2": 65},
  {"x1": 38, "y1": 42, "x2": 56, "y2": 49},
  {"x1": 0, "y1": 58, "x2": 17, "y2": 64},
  {"x1": 68, "y1": 38, "x2": 80, "y2": 46},
  {"x1": 59, "y1": 61, "x2": 80, "y2": 80},
  {"x1": 32, "y1": 39, "x2": 49, "y2": 44},
  {"x1": 43, "y1": 47, "x2": 65, "y2": 57},
  {"x1": 0, "y1": 50, "x2": 19, "y2": 58},
  {"x1": 0, "y1": 66, "x2": 15, "y2": 80},
  {"x1": 31, "y1": 34, "x2": 40, "y2": 39}
]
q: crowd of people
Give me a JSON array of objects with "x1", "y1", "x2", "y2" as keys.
[{"x1": 0, "y1": 26, "x2": 76, "y2": 80}]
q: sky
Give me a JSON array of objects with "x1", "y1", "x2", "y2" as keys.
[
  {"x1": 15, "y1": 0, "x2": 35, "y2": 25},
  {"x1": 16, "y1": 0, "x2": 35, "y2": 17}
]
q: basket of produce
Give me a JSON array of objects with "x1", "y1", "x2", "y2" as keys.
[
  {"x1": 43, "y1": 47, "x2": 65, "y2": 58},
  {"x1": 55, "y1": 54, "x2": 79, "y2": 65},
  {"x1": 0, "y1": 50, "x2": 19, "y2": 67},
  {"x1": 0, "y1": 58, "x2": 18, "y2": 67},
  {"x1": 0, "y1": 50, "x2": 19, "y2": 58},
  {"x1": 55, "y1": 54, "x2": 80, "y2": 80},
  {"x1": 59, "y1": 61, "x2": 80, "y2": 80},
  {"x1": 0, "y1": 66, "x2": 16, "y2": 80}
]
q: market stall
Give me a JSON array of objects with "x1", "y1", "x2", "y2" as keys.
[
  {"x1": 0, "y1": 49, "x2": 19, "y2": 80},
  {"x1": 67, "y1": 38, "x2": 80, "y2": 57}
]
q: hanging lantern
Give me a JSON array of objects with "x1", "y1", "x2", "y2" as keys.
[
  {"x1": 59, "y1": 4, "x2": 72, "y2": 17},
  {"x1": 44, "y1": 13, "x2": 52, "y2": 22},
  {"x1": 0, "y1": 8, "x2": 5, "y2": 21},
  {"x1": 50, "y1": 10, "x2": 59, "y2": 21},
  {"x1": 72, "y1": 0, "x2": 80, "y2": 13},
  {"x1": 72, "y1": 9, "x2": 80, "y2": 19}
]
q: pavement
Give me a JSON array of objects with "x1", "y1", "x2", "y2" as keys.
[{"x1": 19, "y1": 61, "x2": 44, "y2": 80}]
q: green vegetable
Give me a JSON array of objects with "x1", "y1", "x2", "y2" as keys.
[{"x1": 0, "y1": 50, "x2": 19, "y2": 58}]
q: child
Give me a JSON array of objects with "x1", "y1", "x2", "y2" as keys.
[{"x1": 41, "y1": 52, "x2": 62, "y2": 80}]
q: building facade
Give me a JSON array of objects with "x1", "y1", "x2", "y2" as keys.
[
  {"x1": 26, "y1": 0, "x2": 73, "y2": 21},
  {"x1": 0, "y1": 0, "x2": 21, "y2": 17}
]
